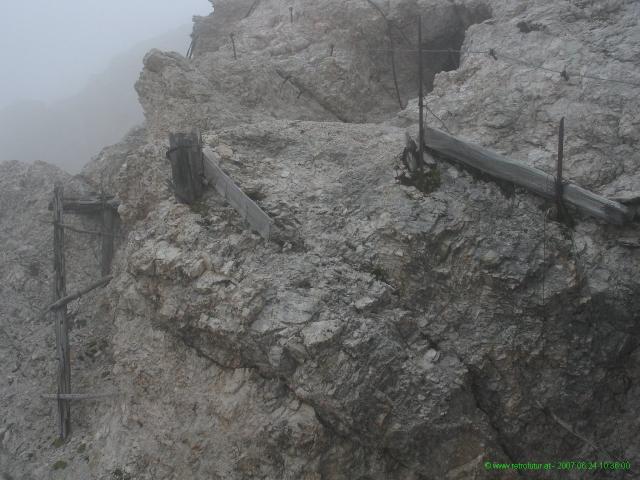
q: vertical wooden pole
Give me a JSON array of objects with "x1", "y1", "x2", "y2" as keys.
[
  {"x1": 556, "y1": 117, "x2": 565, "y2": 220},
  {"x1": 100, "y1": 192, "x2": 114, "y2": 276},
  {"x1": 289, "y1": 7, "x2": 294, "y2": 23},
  {"x1": 52, "y1": 185, "x2": 71, "y2": 439},
  {"x1": 186, "y1": 36, "x2": 196, "y2": 59},
  {"x1": 417, "y1": 16, "x2": 425, "y2": 172}
]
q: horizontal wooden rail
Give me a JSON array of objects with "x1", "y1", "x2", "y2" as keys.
[
  {"x1": 48, "y1": 197, "x2": 119, "y2": 214},
  {"x1": 42, "y1": 392, "x2": 118, "y2": 401},
  {"x1": 37, "y1": 220, "x2": 119, "y2": 238},
  {"x1": 203, "y1": 149, "x2": 274, "y2": 240},
  {"x1": 424, "y1": 126, "x2": 633, "y2": 225}
]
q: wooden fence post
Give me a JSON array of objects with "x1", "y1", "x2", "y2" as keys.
[
  {"x1": 556, "y1": 117, "x2": 569, "y2": 223},
  {"x1": 167, "y1": 131, "x2": 204, "y2": 204},
  {"x1": 417, "y1": 16, "x2": 425, "y2": 172},
  {"x1": 52, "y1": 185, "x2": 71, "y2": 439}
]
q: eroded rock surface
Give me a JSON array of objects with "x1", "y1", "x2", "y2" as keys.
[{"x1": 2, "y1": 0, "x2": 639, "y2": 479}]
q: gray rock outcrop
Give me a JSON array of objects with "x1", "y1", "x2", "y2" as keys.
[{"x1": 2, "y1": 0, "x2": 639, "y2": 479}]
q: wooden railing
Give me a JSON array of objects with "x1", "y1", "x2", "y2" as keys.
[
  {"x1": 166, "y1": 131, "x2": 274, "y2": 241},
  {"x1": 202, "y1": 149, "x2": 274, "y2": 241}
]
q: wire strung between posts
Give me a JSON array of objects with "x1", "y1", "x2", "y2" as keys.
[
  {"x1": 366, "y1": 47, "x2": 488, "y2": 54},
  {"x1": 219, "y1": 30, "x2": 640, "y2": 89},
  {"x1": 361, "y1": 47, "x2": 640, "y2": 88},
  {"x1": 492, "y1": 50, "x2": 640, "y2": 88},
  {"x1": 363, "y1": 0, "x2": 405, "y2": 108},
  {"x1": 421, "y1": 96, "x2": 452, "y2": 134},
  {"x1": 37, "y1": 219, "x2": 121, "y2": 239}
]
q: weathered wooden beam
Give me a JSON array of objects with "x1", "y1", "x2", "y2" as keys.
[
  {"x1": 423, "y1": 126, "x2": 633, "y2": 225},
  {"x1": 186, "y1": 36, "x2": 197, "y2": 59},
  {"x1": 417, "y1": 16, "x2": 425, "y2": 173},
  {"x1": 202, "y1": 149, "x2": 274, "y2": 240},
  {"x1": 52, "y1": 185, "x2": 71, "y2": 439},
  {"x1": 43, "y1": 276, "x2": 113, "y2": 314},
  {"x1": 167, "y1": 131, "x2": 204, "y2": 204},
  {"x1": 42, "y1": 392, "x2": 118, "y2": 401},
  {"x1": 48, "y1": 197, "x2": 119, "y2": 214}
]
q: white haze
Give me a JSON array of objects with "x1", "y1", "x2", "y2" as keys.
[{"x1": 0, "y1": 0, "x2": 212, "y2": 172}]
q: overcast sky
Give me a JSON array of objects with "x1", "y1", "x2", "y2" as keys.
[{"x1": 0, "y1": 0, "x2": 212, "y2": 109}]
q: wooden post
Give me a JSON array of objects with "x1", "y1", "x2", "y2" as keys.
[
  {"x1": 289, "y1": 7, "x2": 294, "y2": 23},
  {"x1": 52, "y1": 185, "x2": 71, "y2": 439},
  {"x1": 230, "y1": 33, "x2": 237, "y2": 60},
  {"x1": 556, "y1": 117, "x2": 566, "y2": 221},
  {"x1": 167, "y1": 131, "x2": 204, "y2": 204},
  {"x1": 186, "y1": 37, "x2": 196, "y2": 59},
  {"x1": 417, "y1": 16, "x2": 425, "y2": 172},
  {"x1": 100, "y1": 191, "x2": 115, "y2": 276}
]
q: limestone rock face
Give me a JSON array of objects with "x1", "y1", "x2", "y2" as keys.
[{"x1": 3, "y1": 0, "x2": 640, "y2": 479}]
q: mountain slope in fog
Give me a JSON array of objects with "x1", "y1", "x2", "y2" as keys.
[{"x1": 0, "y1": 25, "x2": 192, "y2": 173}]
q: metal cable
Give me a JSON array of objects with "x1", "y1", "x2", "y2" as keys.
[{"x1": 359, "y1": 47, "x2": 640, "y2": 88}]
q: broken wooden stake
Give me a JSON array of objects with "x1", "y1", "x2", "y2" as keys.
[
  {"x1": 186, "y1": 36, "x2": 196, "y2": 59},
  {"x1": 167, "y1": 131, "x2": 204, "y2": 205},
  {"x1": 423, "y1": 126, "x2": 633, "y2": 225},
  {"x1": 230, "y1": 33, "x2": 237, "y2": 60},
  {"x1": 245, "y1": 0, "x2": 261, "y2": 18},
  {"x1": 52, "y1": 185, "x2": 71, "y2": 439},
  {"x1": 403, "y1": 132, "x2": 419, "y2": 172}
]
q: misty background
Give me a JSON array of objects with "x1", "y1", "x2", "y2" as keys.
[{"x1": 0, "y1": 0, "x2": 212, "y2": 172}]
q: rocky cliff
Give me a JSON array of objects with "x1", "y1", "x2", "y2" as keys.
[{"x1": 2, "y1": 0, "x2": 639, "y2": 479}]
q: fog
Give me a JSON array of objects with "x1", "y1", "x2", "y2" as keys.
[{"x1": 0, "y1": 0, "x2": 212, "y2": 172}]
